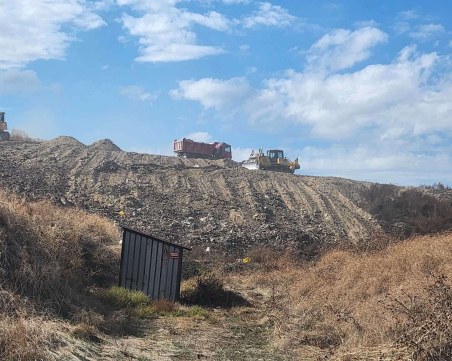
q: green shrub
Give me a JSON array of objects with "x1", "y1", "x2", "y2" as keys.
[
  {"x1": 99, "y1": 286, "x2": 150, "y2": 308},
  {"x1": 185, "y1": 305, "x2": 209, "y2": 318}
]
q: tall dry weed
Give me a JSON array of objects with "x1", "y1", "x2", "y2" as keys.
[
  {"x1": 0, "y1": 188, "x2": 121, "y2": 357},
  {"x1": 390, "y1": 274, "x2": 452, "y2": 360},
  {"x1": 0, "y1": 188, "x2": 120, "y2": 316},
  {"x1": 0, "y1": 315, "x2": 49, "y2": 361},
  {"x1": 246, "y1": 232, "x2": 452, "y2": 357}
]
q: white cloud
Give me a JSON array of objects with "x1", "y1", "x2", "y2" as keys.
[
  {"x1": 301, "y1": 146, "x2": 419, "y2": 173},
  {"x1": 277, "y1": 51, "x2": 442, "y2": 138},
  {"x1": 118, "y1": 0, "x2": 230, "y2": 62},
  {"x1": 0, "y1": 0, "x2": 105, "y2": 69},
  {"x1": 354, "y1": 20, "x2": 379, "y2": 28},
  {"x1": 242, "y1": 2, "x2": 295, "y2": 28},
  {"x1": 306, "y1": 27, "x2": 388, "y2": 72},
  {"x1": 246, "y1": 66, "x2": 257, "y2": 74},
  {"x1": 394, "y1": 11, "x2": 446, "y2": 42},
  {"x1": 410, "y1": 23, "x2": 446, "y2": 40},
  {"x1": 298, "y1": 144, "x2": 452, "y2": 185},
  {"x1": 394, "y1": 21, "x2": 411, "y2": 35},
  {"x1": 222, "y1": 0, "x2": 251, "y2": 4},
  {"x1": 186, "y1": 132, "x2": 213, "y2": 143},
  {"x1": 0, "y1": 69, "x2": 41, "y2": 94},
  {"x1": 120, "y1": 85, "x2": 157, "y2": 102},
  {"x1": 397, "y1": 10, "x2": 419, "y2": 21},
  {"x1": 117, "y1": 1, "x2": 297, "y2": 62},
  {"x1": 239, "y1": 44, "x2": 250, "y2": 52},
  {"x1": 170, "y1": 77, "x2": 253, "y2": 110}
]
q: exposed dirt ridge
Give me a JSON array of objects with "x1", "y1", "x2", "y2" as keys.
[{"x1": 0, "y1": 137, "x2": 385, "y2": 253}]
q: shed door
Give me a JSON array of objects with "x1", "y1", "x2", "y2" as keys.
[{"x1": 159, "y1": 245, "x2": 180, "y2": 300}]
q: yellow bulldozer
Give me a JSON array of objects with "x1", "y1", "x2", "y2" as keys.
[
  {"x1": 242, "y1": 148, "x2": 300, "y2": 174},
  {"x1": 0, "y1": 112, "x2": 10, "y2": 141}
]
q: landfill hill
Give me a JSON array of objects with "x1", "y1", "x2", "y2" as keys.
[{"x1": 1, "y1": 136, "x2": 451, "y2": 256}]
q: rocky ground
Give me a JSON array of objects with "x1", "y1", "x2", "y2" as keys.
[{"x1": 0, "y1": 136, "x2": 448, "y2": 256}]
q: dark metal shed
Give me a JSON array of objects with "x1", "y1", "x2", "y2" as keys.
[{"x1": 119, "y1": 226, "x2": 191, "y2": 301}]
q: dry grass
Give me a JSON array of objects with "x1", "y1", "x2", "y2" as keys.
[
  {"x1": 0, "y1": 187, "x2": 121, "y2": 358},
  {"x1": 390, "y1": 274, "x2": 452, "y2": 360},
  {"x1": 0, "y1": 188, "x2": 120, "y2": 314},
  {"x1": 0, "y1": 315, "x2": 50, "y2": 361},
  {"x1": 232, "y1": 232, "x2": 452, "y2": 358}
]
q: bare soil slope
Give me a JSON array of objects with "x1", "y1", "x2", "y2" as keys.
[
  {"x1": 0, "y1": 137, "x2": 382, "y2": 253},
  {"x1": 1, "y1": 137, "x2": 450, "y2": 254}
]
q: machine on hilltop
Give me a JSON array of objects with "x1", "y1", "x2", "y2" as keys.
[{"x1": 173, "y1": 138, "x2": 300, "y2": 174}]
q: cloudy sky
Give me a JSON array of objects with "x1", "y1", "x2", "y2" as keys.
[{"x1": 1, "y1": 0, "x2": 452, "y2": 185}]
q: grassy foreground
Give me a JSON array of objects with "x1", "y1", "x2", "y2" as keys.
[{"x1": 0, "y1": 187, "x2": 451, "y2": 360}]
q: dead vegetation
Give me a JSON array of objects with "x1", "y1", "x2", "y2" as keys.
[
  {"x1": 0, "y1": 188, "x2": 120, "y2": 315},
  {"x1": 390, "y1": 274, "x2": 452, "y2": 360},
  {"x1": 9, "y1": 129, "x2": 38, "y2": 143},
  {"x1": 0, "y1": 188, "x2": 120, "y2": 359},
  {"x1": 361, "y1": 183, "x2": 452, "y2": 238},
  {"x1": 225, "y1": 232, "x2": 452, "y2": 359},
  {"x1": 0, "y1": 316, "x2": 50, "y2": 361}
]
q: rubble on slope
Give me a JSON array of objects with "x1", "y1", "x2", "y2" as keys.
[{"x1": 0, "y1": 137, "x2": 402, "y2": 256}]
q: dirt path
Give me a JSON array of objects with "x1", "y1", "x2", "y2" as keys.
[{"x1": 50, "y1": 279, "x2": 294, "y2": 361}]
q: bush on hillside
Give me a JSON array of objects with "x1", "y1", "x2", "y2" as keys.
[{"x1": 361, "y1": 184, "x2": 452, "y2": 238}]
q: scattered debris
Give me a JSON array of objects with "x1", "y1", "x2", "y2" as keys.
[{"x1": 1, "y1": 136, "x2": 445, "y2": 256}]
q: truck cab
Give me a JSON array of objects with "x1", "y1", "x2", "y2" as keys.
[{"x1": 216, "y1": 143, "x2": 232, "y2": 159}]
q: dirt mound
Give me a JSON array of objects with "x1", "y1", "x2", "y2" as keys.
[
  {"x1": 43, "y1": 135, "x2": 85, "y2": 148},
  {"x1": 89, "y1": 139, "x2": 121, "y2": 152},
  {"x1": 0, "y1": 137, "x2": 450, "y2": 255}
]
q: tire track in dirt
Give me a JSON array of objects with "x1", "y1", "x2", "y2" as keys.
[{"x1": 0, "y1": 137, "x2": 385, "y2": 253}]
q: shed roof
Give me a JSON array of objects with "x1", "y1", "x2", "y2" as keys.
[{"x1": 121, "y1": 225, "x2": 192, "y2": 251}]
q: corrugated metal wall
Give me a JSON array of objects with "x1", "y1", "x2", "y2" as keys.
[{"x1": 119, "y1": 228, "x2": 187, "y2": 301}]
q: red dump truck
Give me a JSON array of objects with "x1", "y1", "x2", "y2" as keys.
[{"x1": 173, "y1": 138, "x2": 232, "y2": 159}]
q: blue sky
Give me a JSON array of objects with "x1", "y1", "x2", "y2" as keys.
[{"x1": 1, "y1": 0, "x2": 452, "y2": 185}]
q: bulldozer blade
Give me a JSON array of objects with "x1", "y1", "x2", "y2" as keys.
[{"x1": 241, "y1": 161, "x2": 259, "y2": 170}]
